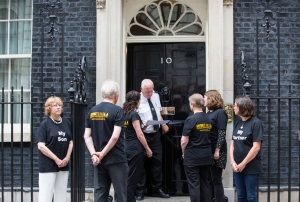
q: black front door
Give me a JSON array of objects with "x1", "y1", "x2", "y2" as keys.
[{"x1": 127, "y1": 42, "x2": 206, "y2": 196}]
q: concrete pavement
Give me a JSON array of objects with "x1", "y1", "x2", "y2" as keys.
[{"x1": 141, "y1": 196, "x2": 190, "y2": 202}]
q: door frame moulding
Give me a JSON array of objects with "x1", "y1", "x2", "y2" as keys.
[{"x1": 126, "y1": 36, "x2": 206, "y2": 43}]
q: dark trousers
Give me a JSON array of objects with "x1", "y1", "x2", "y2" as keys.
[
  {"x1": 136, "y1": 131, "x2": 163, "y2": 194},
  {"x1": 184, "y1": 165, "x2": 210, "y2": 202},
  {"x1": 94, "y1": 162, "x2": 128, "y2": 202},
  {"x1": 210, "y1": 165, "x2": 224, "y2": 202},
  {"x1": 127, "y1": 152, "x2": 144, "y2": 202},
  {"x1": 233, "y1": 172, "x2": 259, "y2": 202}
]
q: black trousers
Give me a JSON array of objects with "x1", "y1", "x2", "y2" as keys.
[
  {"x1": 210, "y1": 165, "x2": 224, "y2": 202},
  {"x1": 184, "y1": 165, "x2": 210, "y2": 202},
  {"x1": 94, "y1": 162, "x2": 128, "y2": 202},
  {"x1": 127, "y1": 152, "x2": 144, "y2": 202},
  {"x1": 136, "y1": 131, "x2": 163, "y2": 194}
]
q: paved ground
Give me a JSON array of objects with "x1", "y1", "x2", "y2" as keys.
[
  {"x1": 107, "y1": 190, "x2": 190, "y2": 202},
  {"x1": 107, "y1": 188, "x2": 190, "y2": 202},
  {"x1": 141, "y1": 196, "x2": 190, "y2": 202}
]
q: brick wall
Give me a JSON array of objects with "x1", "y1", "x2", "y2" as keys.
[
  {"x1": 233, "y1": 0, "x2": 300, "y2": 186},
  {"x1": 5, "y1": 0, "x2": 299, "y2": 192},
  {"x1": 30, "y1": 0, "x2": 97, "y2": 187}
]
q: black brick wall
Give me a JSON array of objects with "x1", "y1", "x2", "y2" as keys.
[
  {"x1": 234, "y1": 0, "x2": 300, "y2": 187},
  {"x1": 4, "y1": 0, "x2": 299, "y2": 192},
  {"x1": 30, "y1": 0, "x2": 97, "y2": 188}
]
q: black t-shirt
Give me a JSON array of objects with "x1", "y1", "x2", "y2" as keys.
[
  {"x1": 85, "y1": 102, "x2": 127, "y2": 165},
  {"x1": 182, "y1": 112, "x2": 212, "y2": 166},
  {"x1": 37, "y1": 117, "x2": 72, "y2": 173},
  {"x1": 232, "y1": 116, "x2": 264, "y2": 174},
  {"x1": 207, "y1": 108, "x2": 228, "y2": 153},
  {"x1": 123, "y1": 111, "x2": 143, "y2": 157}
]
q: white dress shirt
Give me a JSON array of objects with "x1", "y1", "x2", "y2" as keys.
[{"x1": 137, "y1": 91, "x2": 162, "y2": 133}]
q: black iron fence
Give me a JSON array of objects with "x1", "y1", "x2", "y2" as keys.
[
  {"x1": 252, "y1": 90, "x2": 300, "y2": 202},
  {"x1": 0, "y1": 87, "x2": 87, "y2": 202},
  {"x1": 242, "y1": 51, "x2": 300, "y2": 202},
  {"x1": 0, "y1": 57, "x2": 88, "y2": 202}
]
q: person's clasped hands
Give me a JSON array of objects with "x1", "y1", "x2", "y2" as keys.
[
  {"x1": 91, "y1": 152, "x2": 104, "y2": 166},
  {"x1": 55, "y1": 157, "x2": 70, "y2": 168},
  {"x1": 231, "y1": 161, "x2": 246, "y2": 173}
]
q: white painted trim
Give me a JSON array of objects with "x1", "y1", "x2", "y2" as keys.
[
  {"x1": 0, "y1": 124, "x2": 31, "y2": 142},
  {"x1": 0, "y1": 54, "x2": 31, "y2": 59},
  {"x1": 126, "y1": 36, "x2": 206, "y2": 43}
]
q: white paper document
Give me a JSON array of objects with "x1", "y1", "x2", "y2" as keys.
[{"x1": 146, "y1": 120, "x2": 170, "y2": 125}]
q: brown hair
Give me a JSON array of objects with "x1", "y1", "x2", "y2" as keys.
[
  {"x1": 204, "y1": 90, "x2": 224, "y2": 110},
  {"x1": 123, "y1": 90, "x2": 141, "y2": 114},
  {"x1": 235, "y1": 95, "x2": 255, "y2": 117},
  {"x1": 44, "y1": 96, "x2": 63, "y2": 116}
]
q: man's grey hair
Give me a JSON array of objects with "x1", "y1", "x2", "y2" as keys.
[
  {"x1": 101, "y1": 80, "x2": 119, "y2": 98},
  {"x1": 189, "y1": 93, "x2": 204, "y2": 108},
  {"x1": 141, "y1": 79, "x2": 154, "y2": 89}
]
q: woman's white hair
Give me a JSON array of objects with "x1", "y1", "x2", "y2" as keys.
[{"x1": 101, "y1": 80, "x2": 119, "y2": 98}]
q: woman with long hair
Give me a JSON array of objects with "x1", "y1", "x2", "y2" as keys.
[
  {"x1": 123, "y1": 90, "x2": 153, "y2": 202},
  {"x1": 204, "y1": 90, "x2": 228, "y2": 202}
]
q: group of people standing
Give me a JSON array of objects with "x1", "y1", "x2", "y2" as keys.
[
  {"x1": 37, "y1": 78, "x2": 263, "y2": 202},
  {"x1": 180, "y1": 90, "x2": 263, "y2": 202}
]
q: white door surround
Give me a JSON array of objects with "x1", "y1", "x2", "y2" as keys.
[{"x1": 96, "y1": 0, "x2": 234, "y2": 199}]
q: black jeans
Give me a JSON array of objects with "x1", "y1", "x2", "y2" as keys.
[
  {"x1": 210, "y1": 165, "x2": 224, "y2": 202},
  {"x1": 127, "y1": 152, "x2": 143, "y2": 202},
  {"x1": 184, "y1": 165, "x2": 210, "y2": 202},
  {"x1": 94, "y1": 162, "x2": 128, "y2": 202}
]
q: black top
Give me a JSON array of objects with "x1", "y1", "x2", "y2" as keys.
[
  {"x1": 85, "y1": 102, "x2": 127, "y2": 165},
  {"x1": 182, "y1": 112, "x2": 212, "y2": 166},
  {"x1": 207, "y1": 108, "x2": 228, "y2": 169},
  {"x1": 123, "y1": 111, "x2": 143, "y2": 158},
  {"x1": 232, "y1": 116, "x2": 264, "y2": 174},
  {"x1": 38, "y1": 117, "x2": 72, "y2": 173}
]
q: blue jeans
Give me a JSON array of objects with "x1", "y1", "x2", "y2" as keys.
[{"x1": 233, "y1": 172, "x2": 259, "y2": 202}]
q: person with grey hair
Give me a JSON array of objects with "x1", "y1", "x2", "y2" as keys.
[
  {"x1": 84, "y1": 80, "x2": 128, "y2": 202},
  {"x1": 136, "y1": 78, "x2": 170, "y2": 200},
  {"x1": 181, "y1": 93, "x2": 212, "y2": 202}
]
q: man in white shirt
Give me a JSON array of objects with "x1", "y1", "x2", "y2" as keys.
[{"x1": 135, "y1": 79, "x2": 170, "y2": 200}]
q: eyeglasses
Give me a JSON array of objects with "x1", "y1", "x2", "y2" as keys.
[{"x1": 51, "y1": 104, "x2": 62, "y2": 108}]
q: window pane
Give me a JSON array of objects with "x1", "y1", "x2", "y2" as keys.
[
  {"x1": 0, "y1": 59, "x2": 9, "y2": 89},
  {"x1": 0, "y1": 92, "x2": 8, "y2": 123},
  {"x1": 0, "y1": 1, "x2": 8, "y2": 20},
  {"x1": 12, "y1": 92, "x2": 31, "y2": 123},
  {"x1": 10, "y1": 21, "x2": 31, "y2": 54},
  {"x1": 10, "y1": 0, "x2": 32, "y2": 19},
  {"x1": 0, "y1": 22, "x2": 8, "y2": 54},
  {"x1": 11, "y1": 58, "x2": 31, "y2": 89}
]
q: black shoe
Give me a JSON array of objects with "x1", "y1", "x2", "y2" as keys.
[
  {"x1": 152, "y1": 189, "x2": 170, "y2": 198},
  {"x1": 136, "y1": 194, "x2": 144, "y2": 201}
]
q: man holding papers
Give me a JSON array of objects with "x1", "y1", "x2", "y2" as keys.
[{"x1": 136, "y1": 79, "x2": 170, "y2": 200}]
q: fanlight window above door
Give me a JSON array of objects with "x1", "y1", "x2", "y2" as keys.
[{"x1": 128, "y1": 0, "x2": 204, "y2": 36}]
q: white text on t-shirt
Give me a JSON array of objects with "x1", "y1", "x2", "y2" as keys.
[{"x1": 58, "y1": 131, "x2": 68, "y2": 141}]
